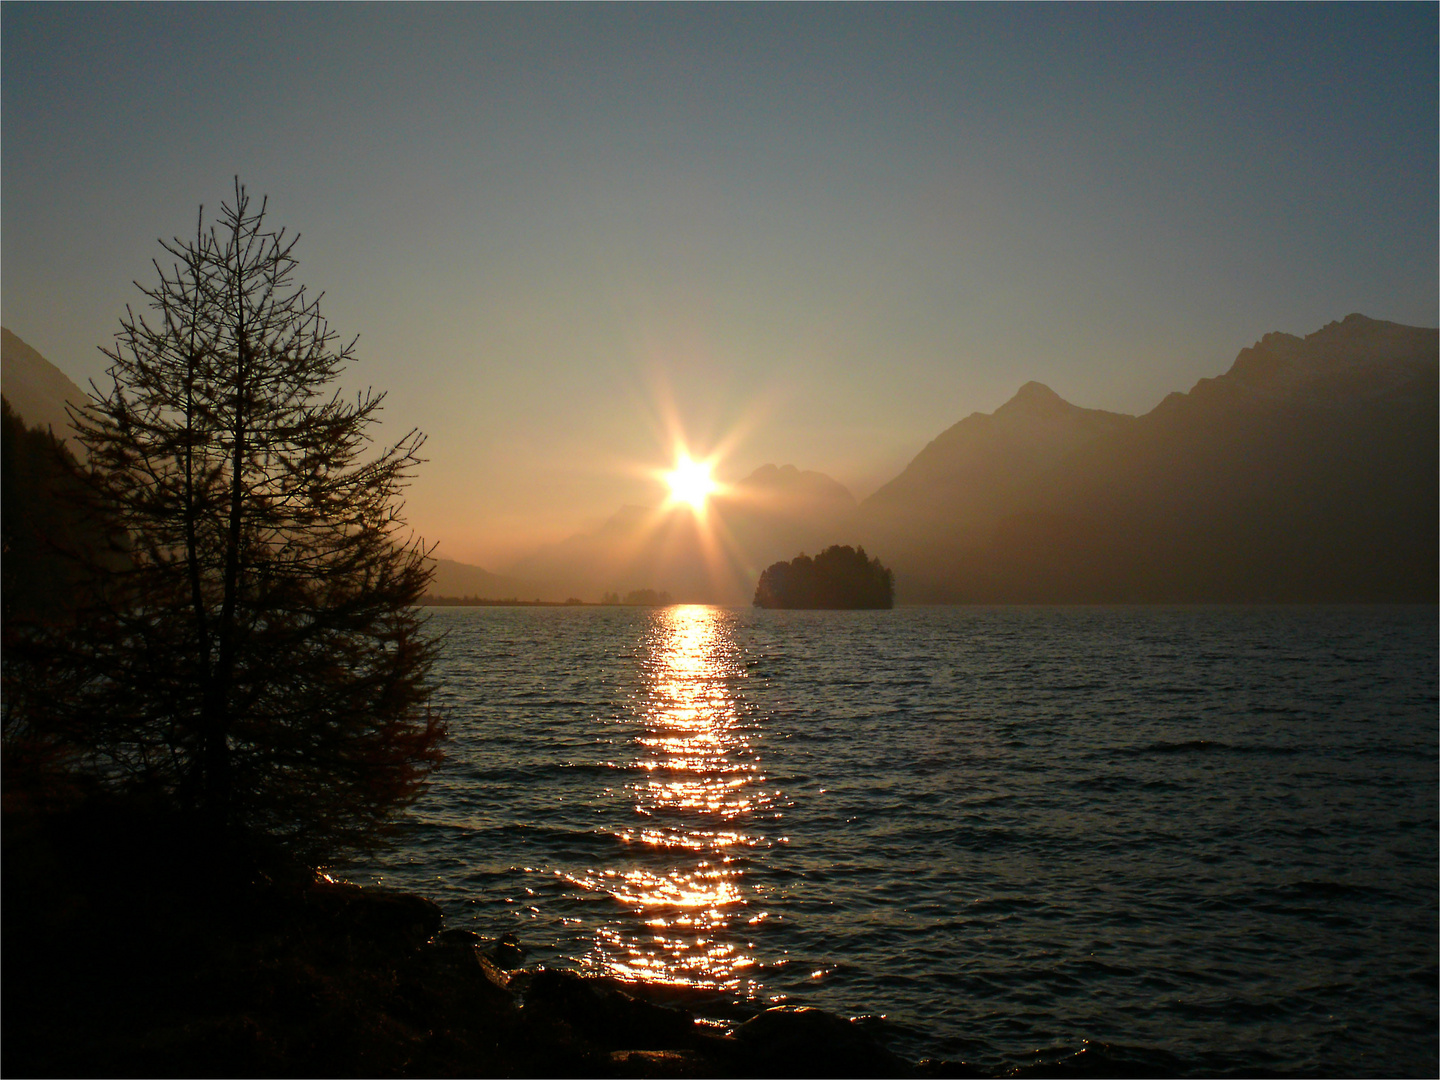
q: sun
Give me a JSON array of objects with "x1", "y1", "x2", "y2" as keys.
[{"x1": 665, "y1": 454, "x2": 717, "y2": 512}]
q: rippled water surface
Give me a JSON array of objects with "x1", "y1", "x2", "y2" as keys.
[{"x1": 345, "y1": 605, "x2": 1438, "y2": 1076}]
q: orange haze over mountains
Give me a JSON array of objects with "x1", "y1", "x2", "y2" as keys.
[
  {"x1": 433, "y1": 314, "x2": 1437, "y2": 604},
  {"x1": 4, "y1": 314, "x2": 1436, "y2": 605}
]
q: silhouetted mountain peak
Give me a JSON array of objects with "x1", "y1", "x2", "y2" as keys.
[
  {"x1": 1316, "y1": 311, "x2": 1400, "y2": 339},
  {"x1": 733, "y1": 463, "x2": 855, "y2": 506},
  {"x1": 860, "y1": 379, "x2": 1134, "y2": 519},
  {"x1": 742, "y1": 463, "x2": 805, "y2": 486},
  {"x1": 856, "y1": 313, "x2": 1435, "y2": 602},
  {"x1": 998, "y1": 380, "x2": 1069, "y2": 413},
  {"x1": 991, "y1": 381, "x2": 1131, "y2": 429},
  {"x1": 1217, "y1": 313, "x2": 1436, "y2": 403}
]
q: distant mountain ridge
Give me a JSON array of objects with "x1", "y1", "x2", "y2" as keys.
[
  {"x1": 860, "y1": 379, "x2": 1134, "y2": 537},
  {"x1": 5, "y1": 317, "x2": 1432, "y2": 603},
  {"x1": 859, "y1": 313, "x2": 1437, "y2": 602},
  {"x1": 456, "y1": 313, "x2": 1436, "y2": 604},
  {"x1": 425, "y1": 557, "x2": 534, "y2": 601}
]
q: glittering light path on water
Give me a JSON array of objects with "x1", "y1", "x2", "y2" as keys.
[
  {"x1": 560, "y1": 605, "x2": 779, "y2": 993},
  {"x1": 346, "y1": 605, "x2": 1438, "y2": 1076}
]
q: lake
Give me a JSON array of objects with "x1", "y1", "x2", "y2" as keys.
[{"x1": 344, "y1": 604, "x2": 1438, "y2": 1076}]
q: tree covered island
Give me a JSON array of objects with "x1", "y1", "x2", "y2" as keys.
[{"x1": 753, "y1": 545, "x2": 895, "y2": 609}]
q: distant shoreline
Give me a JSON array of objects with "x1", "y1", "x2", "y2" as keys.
[
  {"x1": 421, "y1": 595, "x2": 673, "y2": 608},
  {"x1": 420, "y1": 597, "x2": 1440, "y2": 609},
  {"x1": 422, "y1": 595, "x2": 590, "y2": 607}
]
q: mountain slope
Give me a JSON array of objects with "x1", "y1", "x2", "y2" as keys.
[
  {"x1": 424, "y1": 557, "x2": 535, "y2": 601},
  {"x1": 1, "y1": 328, "x2": 89, "y2": 445},
  {"x1": 860, "y1": 380, "x2": 1133, "y2": 538},
  {"x1": 864, "y1": 314, "x2": 1437, "y2": 602}
]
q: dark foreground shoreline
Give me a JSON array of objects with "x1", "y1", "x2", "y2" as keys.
[
  {"x1": 4, "y1": 803, "x2": 1255, "y2": 1079},
  {"x1": 2, "y1": 812, "x2": 956, "y2": 1077}
]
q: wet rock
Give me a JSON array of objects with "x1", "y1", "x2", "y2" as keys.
[
  {"x1": 732, "y1": 1005, "x2": 909, "y2": 1077},
  {"x1": 434, "y1": 927, "x2": 485, "y2": 948},
  {"x1": 473, "y1": 951, "x2": 514, "y2": 996},
  {"x1": 609, "y1": 1047, "x2": 713, "y2": 1077},
  {"x1": 1008, "y1": 1040, "x2": 1186, "y2": 1077},
  {"x1": 485, "y1": 930, "x2": 528, "y2": 969},
  {"x1": 912, "y1": 1058, "x2": 990, "y2": 1078},
  {"x1": 416, "y1": 935, "x2": 514, "y2": 1008},
  {"x1": 519, "y1": 968, "x2": 697, "y2": 1051},
  {"x1": 301, "y1": 880, "x2": 444, "y2": 953}
]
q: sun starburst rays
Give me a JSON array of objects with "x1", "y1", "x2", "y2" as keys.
[{"x1": 663, "y1": 453, "x2": 718, "y2": 513}]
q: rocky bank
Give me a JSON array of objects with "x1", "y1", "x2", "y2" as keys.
[
  {"x1": 2, "y1": 799, "x2": 986, "y2": 1077},
  {"x1": 4, "y1": 801, "x2": 1172, "y2": 1077}
]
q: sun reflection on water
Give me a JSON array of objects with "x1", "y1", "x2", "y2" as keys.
[{"x1": 565, "y1": 605, "x2": 775, "y2": 993}]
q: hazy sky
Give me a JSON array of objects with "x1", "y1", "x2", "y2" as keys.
[{"x1": 4, "y1": 3, "x2": 1436, "y2": 567}]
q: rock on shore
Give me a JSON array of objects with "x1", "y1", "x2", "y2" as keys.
[{"x1": 2, "y1": 802, "x2": 981, "y2": 1077}]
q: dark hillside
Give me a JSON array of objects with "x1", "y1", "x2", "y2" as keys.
[
  {"x1": 861, "y1": 380, "x2": 1133, "y2": 538},
  {"x1": 861, "y1": 315, "x2": 1438, "y2": 602}
]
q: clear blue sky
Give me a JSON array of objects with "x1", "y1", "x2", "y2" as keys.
[{"x1": 4, "y1": 3, "x2": 1435, "y2": 566}]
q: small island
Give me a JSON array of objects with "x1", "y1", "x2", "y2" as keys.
[{"x1": 753, "y1": 545, "x2": 895, "y2": 609}]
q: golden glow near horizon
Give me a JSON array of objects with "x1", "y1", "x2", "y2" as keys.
[
  {"x1": 569, "y1": 605, "x2": 775, "y2": 994},
  {"x1": 663, "y1": 453, "x2": 717, "y2": 513}
]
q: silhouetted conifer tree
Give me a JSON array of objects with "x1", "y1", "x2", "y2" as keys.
[{"x1": 17, "y1": 181, "x2": 444, "y2": 860}]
